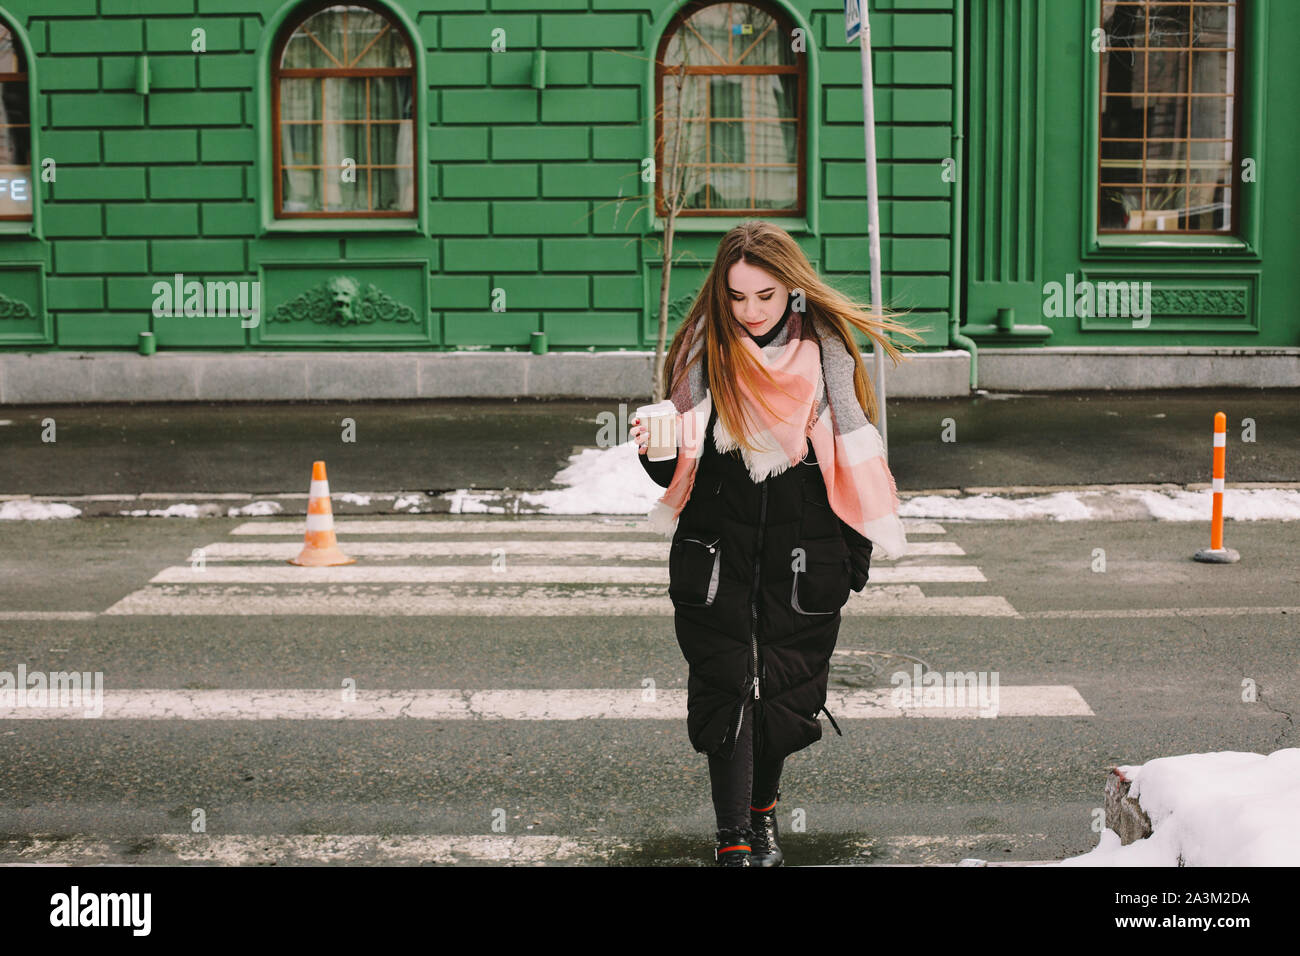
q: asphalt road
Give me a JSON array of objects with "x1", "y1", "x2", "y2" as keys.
[
  {"x1": 1, "y1": 388, "x2": 1297, "y2": 496},
  {"x1": 0, "y1": 513, "x2": 1295, "y2": 866}
]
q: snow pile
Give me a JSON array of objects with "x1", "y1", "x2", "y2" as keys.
[
  {"x1": 1053, "y1": 748, "x2": 1300, "y2": 866},
  {"x1": 904, "y1": 488, "x2": 1300, "y2": 522},
  {"x1": 4, "y1": 438, "x2": 1299, "y2": 521},
  {"x1": 0, "y1": 499, "x2": 81, "y2": 520},
  {"x1": 227, "y1": 500, "x2": 283, "y2": 517},
  {"x1": 902, "y1": 492, "x2": 1096, "y2": 521},
  {"x1": 511, "y1": 440, "x2": 1300, "y2": 521},
  {"x1": 518, "y1": 441, "x2": 666, "y2": 515},
  {"x1": 1129, "y1": 488, "x2": 1300, "y2": 522}
]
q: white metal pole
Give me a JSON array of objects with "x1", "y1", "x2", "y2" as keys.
[{"x1": 857, "y1": 2, "x2": 888, "y2": 457}]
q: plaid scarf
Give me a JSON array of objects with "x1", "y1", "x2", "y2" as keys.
[{"x1": 647, "y1": 307, "x2": 908, "y2": 560}]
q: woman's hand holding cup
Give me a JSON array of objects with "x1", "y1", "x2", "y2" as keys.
[{"x1": 632, "y1": 401, "x2": 678, "y2": 461}]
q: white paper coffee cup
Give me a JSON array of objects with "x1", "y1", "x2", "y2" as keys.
[{"x1": 635, "y1": 401, "x2": 678, "y2": 462}]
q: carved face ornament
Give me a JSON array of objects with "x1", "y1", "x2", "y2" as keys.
[{"x1": 327, "y1": 276, "x2": 361, "y2": 323}]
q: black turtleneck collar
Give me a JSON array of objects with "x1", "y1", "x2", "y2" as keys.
[{"x1": 746, "y1": 296, "x2": 793, "y2": 347}]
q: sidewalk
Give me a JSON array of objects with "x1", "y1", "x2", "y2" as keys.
[{"x1": 0, "y1": 389, "x2": 1296, "y2": 513}]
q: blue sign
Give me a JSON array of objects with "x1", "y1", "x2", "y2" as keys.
[{"x1": 845, "y1": 0, "x2": 861, "y2": 42}]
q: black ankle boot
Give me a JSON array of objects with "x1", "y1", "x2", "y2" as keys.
[
  {"x1": 749, "y1": 792, "x2": 784, "y2": 867},
  {"x1": 714, "y1": 824, "x2": 753, "y2": 866}
]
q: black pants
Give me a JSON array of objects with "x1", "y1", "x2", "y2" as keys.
[{"x1": 708, "y1": 697, "x2": 784, "y2": 831}]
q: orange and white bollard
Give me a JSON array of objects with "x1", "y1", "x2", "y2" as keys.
[
  {"x1": 288, "y1": 460, "x2": 355, "y2": 567},
  {"x1": 1193, "y1": 411, "x2": 1240, "y2": 564}
]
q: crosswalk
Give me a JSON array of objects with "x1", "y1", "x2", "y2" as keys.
[
  {"x1": 101, "y1": 516, "x2": 1020, "y2": 618},
  {"x1": 45, "y1": 514, "x2": 1091, "y2": 721},
  {"x1": 1, "y1": 514, "x2": 1091, "y2": 867}
]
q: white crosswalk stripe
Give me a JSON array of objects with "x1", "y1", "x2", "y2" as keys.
[
  {"x1": 0, "y1": 833, "x2": 1062, "y2": 867},
  {"x1": 0, "y1": 686, "x2": 1092, "y2": 720},
  {"x1": 0, "y1": 834, "x2": 629, "y2": 866},
  {"x1": 230, "y1": 518, "x2": 954, "y2": 536},
  {"x1": 103, "y1": 584, "x2": 1017, "y2": 617},
  {"x1": 147, "y1": 563, "x2": 988, "y2": 584},
  {"x1": 193, "y1": 539, "x2": 968, "y2": 560}
]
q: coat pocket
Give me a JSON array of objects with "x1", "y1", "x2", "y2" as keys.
[
  {"x1": 791, "y1": 554, "x2": 851, "y2": 615},
  {"x1": 668, "y1": 535, "x2": 722, "y2": 607},
  {"x1": 799, "y1": 477, "x2": 842, "y2": 539}
]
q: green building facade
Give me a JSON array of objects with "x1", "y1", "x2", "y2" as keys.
[{"x1": 0, "y1": 0, "x2": 1295, "y2": 364}]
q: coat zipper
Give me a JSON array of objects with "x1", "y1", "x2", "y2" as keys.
[
  {"x1": 752, "y1": 482, "x2": 766, "y2": 703},
  {"x1": 726, "y1": 480, "x2": 768, "y2": 761},
  {"x1": 750, "y1": 482, "x2": 768, "y2": 759}
]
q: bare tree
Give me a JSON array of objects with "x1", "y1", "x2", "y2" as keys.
[
  {"x1": 592, "y1": 36, "x2": 733, "y2": 404},
  {"x1": 647, "y1": 34, "x2": 704, "y2": 404}
]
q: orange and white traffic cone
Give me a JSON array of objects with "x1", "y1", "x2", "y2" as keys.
[{"x1": 288, "y1": 460, "x2": 355, "y2": 567}]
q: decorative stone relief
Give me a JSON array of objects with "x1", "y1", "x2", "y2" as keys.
[
  {"x1": 1147, "y1": 288, "x2": 1248, "y2": 317},
  {"x1": 0, "y1": 291, "x2": 36, "y2": 321},
  {"x1": 267, "y1": 275, "x2": 418, "y2": 327}
]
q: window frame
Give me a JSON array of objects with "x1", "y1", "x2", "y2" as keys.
[
  {"x1": 1080, "y1": 0, "x2": 1265, "y2": 259},
  {"x1": 257, "y1": 0, "x2": 426, "y2": 235},
  {"x1": 0, "y1": 13, "x2": 39, "y2": 238},
  {"x1": 650, "y1": 0, "x2": 810, "y2": 229}
]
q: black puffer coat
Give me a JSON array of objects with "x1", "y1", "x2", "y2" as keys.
[{"x1": 641, "y1": 403, "x2": 875, "y2": 763}]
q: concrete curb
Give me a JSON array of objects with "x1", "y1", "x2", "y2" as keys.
[
  {"x1": 978, "y1": 346, "x2": 1300, "y2": 390},
  {"x1": 3, "y1": 347, "x2": 1299, "y2": 404},
  {"x1": 2, "y1": 482, "x2": 1298, "y2": 519},
  {"x1": 0, "y1": 349, "x2": 971, "y2": 403}
]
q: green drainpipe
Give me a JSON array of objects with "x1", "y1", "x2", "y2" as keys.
[{"x1": 948, "y1": 0, "x2": 978, "y2": 390}]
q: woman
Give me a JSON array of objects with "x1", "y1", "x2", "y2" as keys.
[{"x1": 631, "y1": 220, "x2": 922, "y2": 866}]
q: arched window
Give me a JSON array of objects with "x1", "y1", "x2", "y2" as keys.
[
  {"x1": 656, "y1": 1, "x2": 804, "y2": 217},
  {"x1": 272, "y1": 2, "x2": 415, "y2": 218},
  {"x1": 0, "y1": 19, "x2": 31, "y2": 221}
]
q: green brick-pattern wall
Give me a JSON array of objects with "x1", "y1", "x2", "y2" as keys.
[
  {"x1": 0, "y1": 0, "x2": 959, "y2": 351},
  {"x1": 821, "y1": 0, "x2": 954, "y2": 349}
]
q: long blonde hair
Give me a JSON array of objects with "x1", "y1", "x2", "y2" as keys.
[{"x1": 661, "y1": 220, "x2": 924, "y2": 453}]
